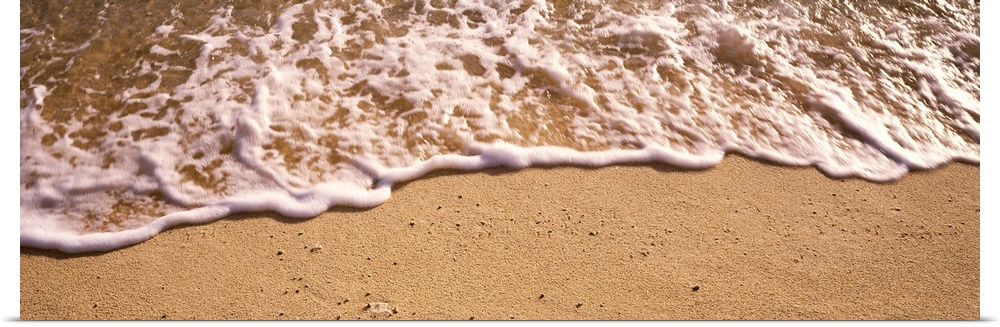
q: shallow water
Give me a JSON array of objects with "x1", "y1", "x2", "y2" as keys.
[{"x1": 20, "y1": 0, "x2": 979, "y2": 252}]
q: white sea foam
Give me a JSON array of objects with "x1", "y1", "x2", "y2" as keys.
[{"x1": 20, "y1": 0, "x2": 979, "y2": 252}]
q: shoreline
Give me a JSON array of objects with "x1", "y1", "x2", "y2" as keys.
[{"x1": 20, "y1": 155, "x2": 980, "y2": 320}]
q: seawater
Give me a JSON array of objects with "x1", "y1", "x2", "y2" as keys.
[{"x1": 20, "y1": 0, "x2": 980, "y2": 252}]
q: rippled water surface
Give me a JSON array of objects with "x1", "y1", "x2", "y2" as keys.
[{"x1": 20, "y1": 0, "x2": 979, "y2": 252}]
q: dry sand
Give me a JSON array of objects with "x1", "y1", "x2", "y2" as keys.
[{"x1": 19, "y1": 156, "x2": 979, "y2": 320}]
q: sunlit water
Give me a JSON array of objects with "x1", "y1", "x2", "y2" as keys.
[{"x1": 20, "y1": 0, "x2": 979, "y2": 252}]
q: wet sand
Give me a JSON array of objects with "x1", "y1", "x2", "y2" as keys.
[{"x1": 19, "y1": 156, "x2": 979, "y2": 320}]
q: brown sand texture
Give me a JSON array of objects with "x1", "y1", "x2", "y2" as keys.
[{"x1": 19, "y1": 156, "x2": 979, "y2": 320}]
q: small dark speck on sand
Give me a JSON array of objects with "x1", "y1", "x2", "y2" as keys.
[
  {"x1": 576, "y1": 303, "x2": 583, "y2": 308},
  {"x1": 277, "y1": 251, "x2": 283, "y2": 256},
  {"x1": 692, "y1": 286, "x2": 700, "y2": 292},
  {"x1": 458, "y1": 195, "x2": 463, "y2": 199},
  {"x1": 539, "y1": 294, "x2": 545, "y2": 299}
]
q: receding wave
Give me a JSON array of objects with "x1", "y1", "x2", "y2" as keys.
[{"x1": 20, "y1": 0, "x2": 979, "y2": 252}]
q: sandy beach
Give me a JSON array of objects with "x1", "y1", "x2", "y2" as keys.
[{"x1": 19, "y1": 156, "x2": 979, "y2": 320}]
